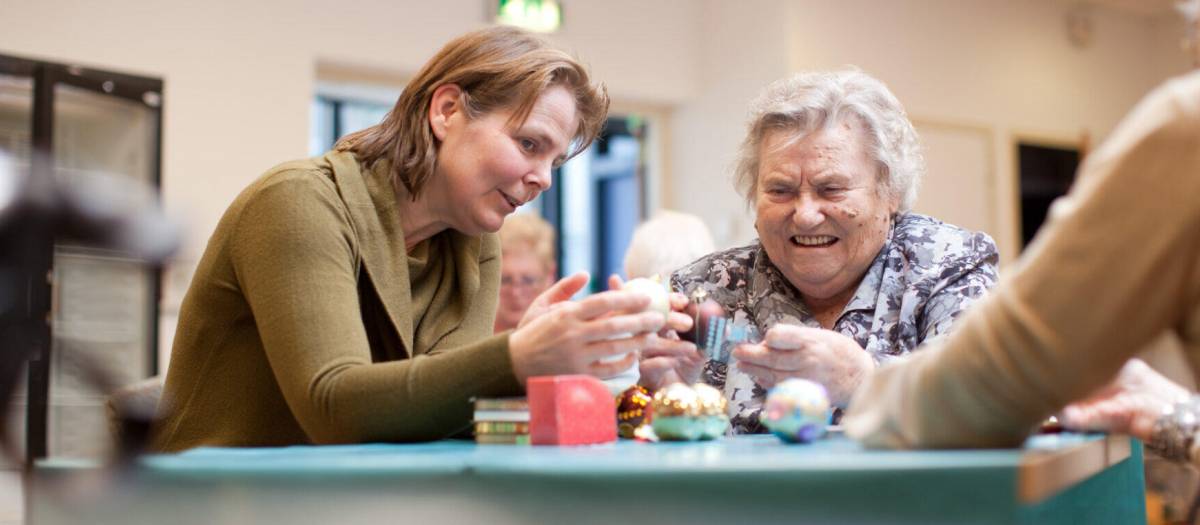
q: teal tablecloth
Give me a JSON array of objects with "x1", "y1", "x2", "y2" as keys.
[{"x1": 33, "y1": 434, "x2": 1145, "y2": 525}]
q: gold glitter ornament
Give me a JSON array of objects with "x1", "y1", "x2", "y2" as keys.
[
  {"x1": 693, "y1": 383, "x2": 726, "y2": 416},
  {"x1": 651, "y1": 383, "x2": 701, "y2": 418},
  {"x1": 650, "y1": 383, "x2": 728, "y2": 441}
]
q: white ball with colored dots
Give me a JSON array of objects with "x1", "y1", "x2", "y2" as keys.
[{"x1": 762, "y1": 378, "x2": 832, "y2": 444}]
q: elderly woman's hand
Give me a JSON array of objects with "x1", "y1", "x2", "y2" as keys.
[
  {"x1": 1060, "y1": 359, "x2": 1189, "y2": 441},
  {"x1": 732, "y1": 324, "x2": 875, "y2": 407}
]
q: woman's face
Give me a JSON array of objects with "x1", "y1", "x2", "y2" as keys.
[
  {"x1": 753, "y1": 118, "x2": 896, "y2": 302},
  {"x1": 495, "y1": 250, "x2": 554, "y2": 332},
  {"x1": 431, "y1": 86, "x2": 578, "y2": 235}
]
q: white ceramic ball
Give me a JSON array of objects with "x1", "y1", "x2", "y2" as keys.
[
  {"x1": 623, "y1": 277, "x2": 670, "y2": 320},
  {"x1": 597, "y1": 277, "x2": 669, "y2": 380}
]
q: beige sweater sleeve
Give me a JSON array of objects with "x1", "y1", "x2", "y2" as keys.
[
  {"x1": 844, "y1": 73, "x2": 1200, "y2": 449},
  {"x1": 231, "y1": 174, "x2": 521, "y2": 444}
]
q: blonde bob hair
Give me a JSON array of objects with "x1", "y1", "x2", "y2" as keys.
[
  {"x1": 498, "y1": 213, "x2": 556, "y2": 273},
  {"x1": 337, "y1": 26, "x2": 610, "y2": 198}
]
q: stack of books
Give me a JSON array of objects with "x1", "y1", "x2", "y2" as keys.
[{"x1": 473, "y1": 397, "x2": 530, "y2": 445}]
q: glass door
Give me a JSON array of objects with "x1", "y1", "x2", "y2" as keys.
[
  {"x1": 0, "y1": 56, "x2": 164, "y2": 462},
  {"x1": 44, "y1": 67, "x2": 163, "y2": 459}
]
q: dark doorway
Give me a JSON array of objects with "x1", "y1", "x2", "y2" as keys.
[{"x1": 1017, "y1": 143, "x2": 1079, "y2": 250}]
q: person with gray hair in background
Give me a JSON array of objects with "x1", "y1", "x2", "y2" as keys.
[
  {"x1": 668, "y1": 68, "x2": 999, "y2": 434},
  {"x1": 623, "y1": 210, "x2": 716, "y2": 281},
  {"x1": 844, "y1": 0, "x2": 1200, "y2": 467}
]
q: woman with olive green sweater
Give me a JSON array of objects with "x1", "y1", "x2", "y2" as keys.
[
  {"x1": 152, "y1": 27, "x2": 696, "y2": 452},
  {"x1": 154, "y1": 151, "x2": 526, "y2": 450}
]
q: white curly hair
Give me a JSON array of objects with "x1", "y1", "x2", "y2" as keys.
[
  {"x1": 734, "y1": 68, "x2": 924, "y2": 214},
  {"x1": 623, "y1": 210, "x2": 715, "y2": 280}
]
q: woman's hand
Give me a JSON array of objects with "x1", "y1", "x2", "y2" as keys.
[
  {"x1": 1060, "y1": 359, "x2": 1189, "y2": 441},
  {"x1": 508, "y1": 272, "x2": 690, "y2": 385},
  {"x1": 732, "y1": 324, "x2": 874, "y2": 407},
  {"x1": 516, "y1": 272, "x2": 589, "y2": 330}
]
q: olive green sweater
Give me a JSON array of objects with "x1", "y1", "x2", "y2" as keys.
[{"x1": 152, "y1": 151, "x2": 523, "y2": 452}]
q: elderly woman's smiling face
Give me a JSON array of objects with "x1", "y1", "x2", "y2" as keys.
[{"x1": 754, "y1": 117, "x2": 896, "y2": 304}]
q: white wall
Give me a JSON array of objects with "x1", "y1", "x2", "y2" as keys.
[
  {"x1": 2, "y1": 0, "x2": 1186, "y2": 260},
  {"x1": 0, "y1": 0, "x2": 701, "y2": 263},
  {"x1": 669, "y1": 0, "x2": 1189, "y2": 260},
  {"x1": 0, "y1": 0, "x2": 702, "y2": 368},
  {"x1": 1, "y1": 0, "x2": 1191, "y2": 367},
  {"x1": 667, "y1": 0, "x2": 792, "y2": 246},
  {"x1": 787, "y1": 0, "x2": 1182, "y2": 259}
]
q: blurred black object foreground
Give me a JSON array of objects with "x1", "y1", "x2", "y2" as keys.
[{"x1": 0, "y1": 151, "x2": 177, "y2": 466}]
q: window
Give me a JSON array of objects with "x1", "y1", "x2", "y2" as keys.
[
  {"x1": 544, "y1": 116, "x2": 646, "y2": 293},
  {"x1": 309, "y1": 83, "x2": 398, "y2": 156}
]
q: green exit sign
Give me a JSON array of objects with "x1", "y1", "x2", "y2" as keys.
[{"x1": 494, "y1": 0, "x2": 563, "y2": 33}]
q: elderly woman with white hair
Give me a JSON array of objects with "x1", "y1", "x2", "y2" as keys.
[
  {"x1": 843, "y1": 0, "x2": 1200, "y2": 464},
  {"x1": 667, "y1": 69, "x2": 999, "y2": 433}
]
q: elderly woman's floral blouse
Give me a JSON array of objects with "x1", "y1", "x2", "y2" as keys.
[{"x1": 670, "y1": 213, "x2": 999, "y2": 434}]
